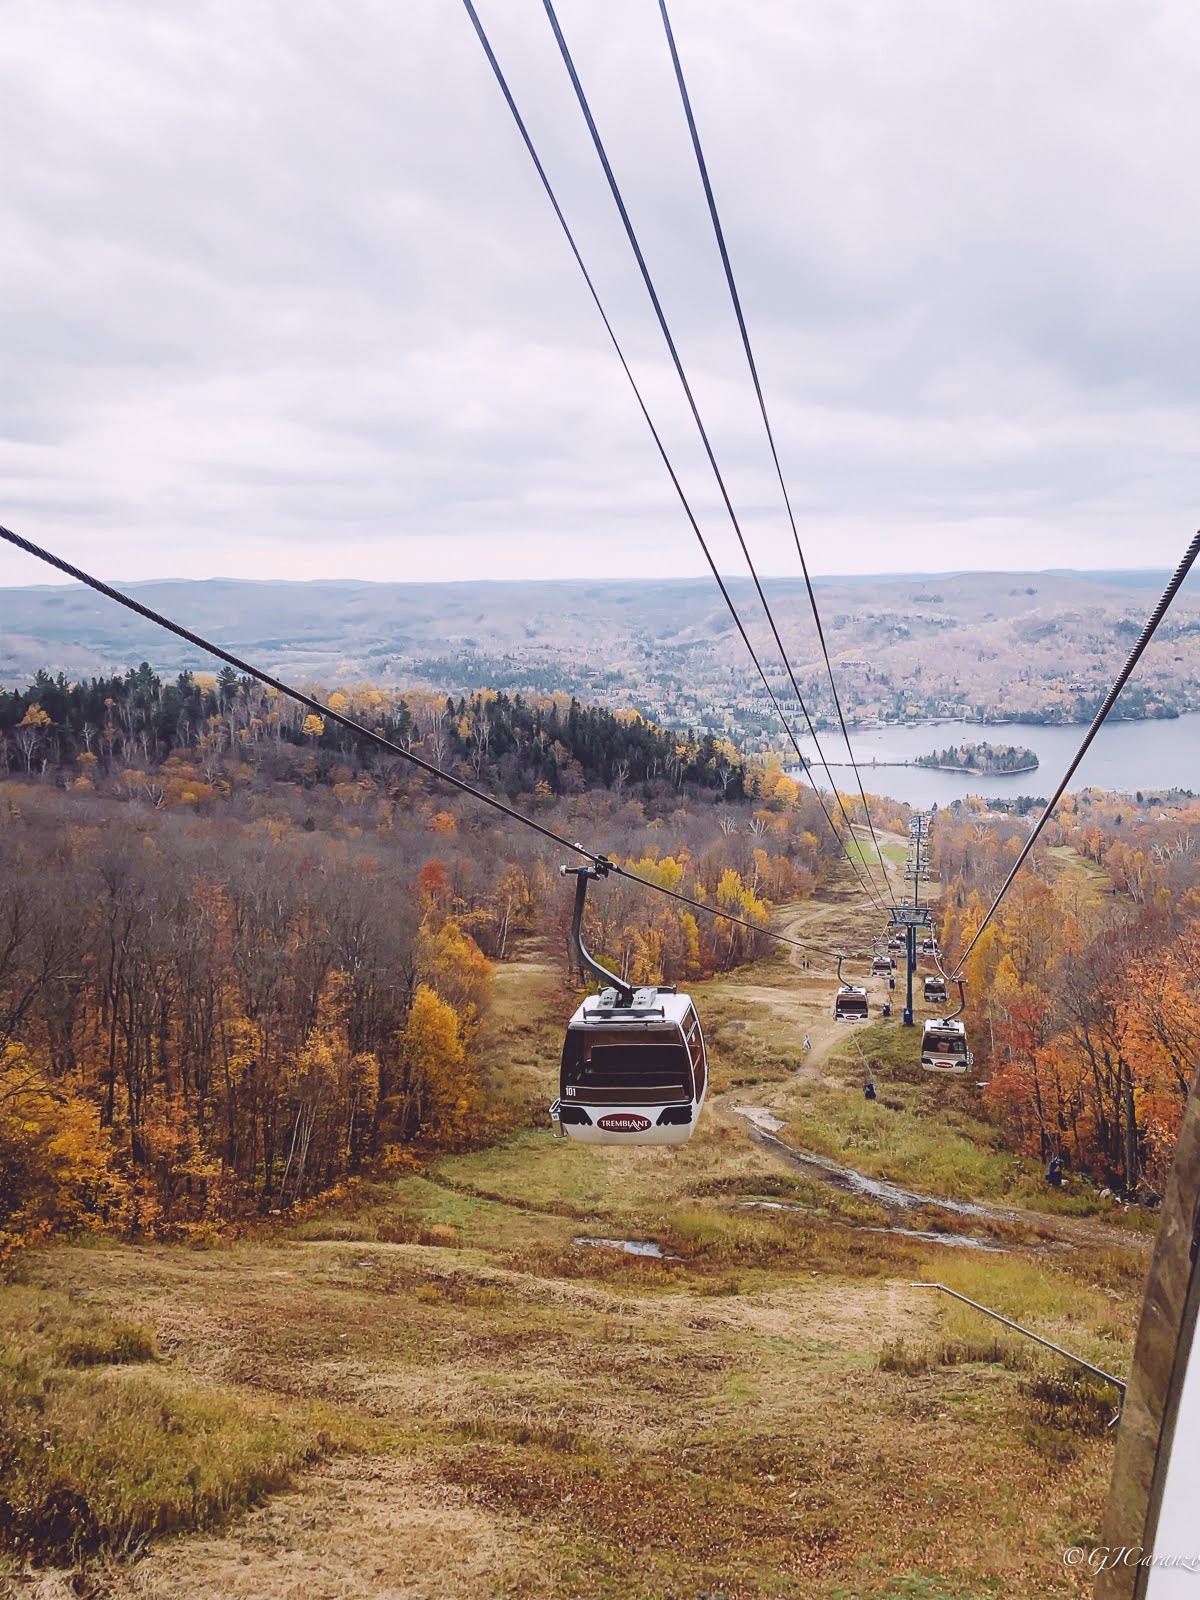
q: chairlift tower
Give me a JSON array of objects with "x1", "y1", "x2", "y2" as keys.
[{"x1": 892, "y1": 812, "x2": 933, "y2": 1024}]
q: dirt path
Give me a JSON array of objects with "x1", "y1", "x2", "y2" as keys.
[{"x1": 700, "y1": 838, "x2": 1151, "y2": 1257}]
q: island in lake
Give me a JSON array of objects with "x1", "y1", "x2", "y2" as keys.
[{"x1": 914, "y1": 740, "x2": 1039, "y2": 775}]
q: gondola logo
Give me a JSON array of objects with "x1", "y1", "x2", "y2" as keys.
[{"x1": 597, "y1": 1113, "x2": 651, "y2": 1133}]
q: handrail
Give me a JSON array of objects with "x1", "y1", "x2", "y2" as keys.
[{"x1": 910, "y1": 1283, "x2": 1126, "y2": 1395}]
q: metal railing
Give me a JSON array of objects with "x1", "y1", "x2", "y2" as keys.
[{"x1": 911, "y1": 1282, "x2": 1126, "y2": 1396}]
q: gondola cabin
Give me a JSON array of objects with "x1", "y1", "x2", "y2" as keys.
[
  {"x1": 921, "y1": 1018, "x2": 973, "y2": 1072},
  {"x1": 550, "y1": 988, "x2": 707, "y2": 1145},
  {"x1": 920, "y1": 936, "x2": 938, "y2": 957},
  {"x1": 887, "y1": 935, "x2": 903, "y2": 952},
  {"x1": 923, "y1": 974, "x2": 949, "y2": 1005},
  {"x1": 834, "y1": 984, "x2": 869, "y2": 1022},
  {"x1": 871, "y1": 955, "x2": 895, "y2": 975}
]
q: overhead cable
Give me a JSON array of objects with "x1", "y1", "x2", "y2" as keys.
[
  {"x1": 0, "y1": 520, "x2": 847, "y2": 960},
  {"x1": 537, "y1": 0, "x2": 891, "y2": 910},
  {"x1": 949, "y1": 529, "x2": 1200, "y2": 979},
  {"x1": 459, "y1": 0, "x2": 886, "y2": 911},
  {"x1": 655, "y1": 0, "x2": 892, "y2": 894}
]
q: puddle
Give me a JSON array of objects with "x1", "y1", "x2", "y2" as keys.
[
  {"x1": 573, "y1": 1236, "x2": 678, "y2": 1259},
  {"x1": 864, "y1": 1226, "x2": 1005, "y2": 1253},
  {"x1": 738, "y1": 1200, "x2": 1003, "y2": 1251},
  {"x1": 733, "y1": 1105, "x2": 786, "y2": 1133},
  {"x1": 732, "y1": 1109, "x2": 1018, "y2": 1222}
]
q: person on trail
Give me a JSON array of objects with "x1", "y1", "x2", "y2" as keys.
[
  {"x1": 1046, "y1": 1154, "x2": 1064, "y2": 1187},
  {"x1": 802, "y1": 1034, "x2": 811, "y2": 1052}
]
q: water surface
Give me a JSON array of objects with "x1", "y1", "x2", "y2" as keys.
[{"x1": 793, "y1": 713, "x2": 1198, "y2": 807}]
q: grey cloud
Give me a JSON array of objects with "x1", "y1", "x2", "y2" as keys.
[{"x1": 1, "y1": 0, "x2": 1198, "y2": 586}]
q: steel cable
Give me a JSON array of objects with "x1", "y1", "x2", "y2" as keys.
[
  {"x1": 460, "y1": 0, "x2": 886, "y2": 911},
  {"x1": 655, "y1": 0, "x2": 893, "y2": 898},
  {"x1": 538, "y1": 0, "x2": 891, "y2": 910},
  {"x1": 0, "y1": 520, "x2": 853, "y2": 959},
  {"x1": 948, "y1": 530, "x2": 1200, "y2": 979}
]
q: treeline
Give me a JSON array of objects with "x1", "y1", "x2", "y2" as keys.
[
  {"x1": 0, "y1": 695, "x2": 843, "y2": 1255},
  {"x1": 931, "y1": 792, "x2": 1200, "y2": 1195},
  {"x1": 0, "y1": 667, "x2": 747, "y2": 799}
]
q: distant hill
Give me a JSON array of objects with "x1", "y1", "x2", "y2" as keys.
[{"x1": 2, "y1": 570, "x2": 1197, "y2": 748}]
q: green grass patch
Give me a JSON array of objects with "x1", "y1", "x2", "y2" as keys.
[
  {"x1": 779, "y1": 1023, "x2": 1151, "y2": 1221},
  {"x1": 56, "y1": 1320, "x2": 157, "y2": 1368}
]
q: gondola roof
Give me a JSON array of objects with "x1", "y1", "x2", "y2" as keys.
[{"x1": 572, "y1": 989, "x2": 695, "y2": 1027}]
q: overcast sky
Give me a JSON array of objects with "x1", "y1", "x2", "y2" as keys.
[{"x1": 2, "y1": 0, "x2": 1198, "y2": 587}]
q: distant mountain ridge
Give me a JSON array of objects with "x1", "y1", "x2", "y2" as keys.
[{"x1": 1, "y1": 570, "x2": 1196, "y2": 748}]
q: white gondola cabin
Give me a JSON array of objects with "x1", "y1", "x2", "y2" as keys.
[
  {"x1": 550, "y1": 863, "x2": 709, "y2": 1146},
  {"x1": 920, "y1": 1018, "x2": 973, "y2": 1072},
  {"x1": 871, "y1": 955, "x2": 896, "y2": 975},
  {"x1": 834, "y1": 984, "x2": 869, "y2": 1022},
  {"x1": 923, "y1": 974, "x2": 949, "y2": 1006},
  {"x1": 551, "y1": 987, "x2": 707, "y2": 1144}
]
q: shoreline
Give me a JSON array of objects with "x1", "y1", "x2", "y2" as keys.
[
  {"x1": 840, "y1": 712, "x2": 1180, "y2": 732},
  {"x1": 912, "y1": 761, "x2": 1040, "y2": 777},
  {"x1": 808, "y1": 759, "x2": 1040, "y2": 776}
]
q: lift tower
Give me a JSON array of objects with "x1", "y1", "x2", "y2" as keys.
[{"x1": 890, "y1": 812, "x2": 933, "y2": 1025}]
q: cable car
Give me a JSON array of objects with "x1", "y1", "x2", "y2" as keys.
[
  {"x1": 834, "y1": 953, "x2": 869, "y2": 1021},
  {"x1": 836, "y1": 986, "x2": 869, "y2": 1021},
  {"x1": 552, "y1": 987, "x2": 707, "y2": 1144},
  {"x1": 549, "y1": 864, "x2": 708, "y2": 1145},
  {"x1": 871, "y1": 954, "x2": 895, "y2": 975},
  {"x1": 920, "y1": 936, "x2": 938, "y2": 957},
  {"x1": 921, "y1": 1018, "x2": 973, "y2": 1072},
  {"x1": 920, "y1": 979, "x2": 973, "y2": 1072},
  {"x1": 887, "y1": 934, "x2": 903, "y2": 953},
  {"x1": 923, "y1": 974, "x2": 948, "y2": 1005}
]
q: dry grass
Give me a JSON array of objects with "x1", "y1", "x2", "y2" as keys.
[
  {"x1": 0, "y1": 893, "x2": 1141, "y2": 1598},
  {"x1": 0, "y1": 1289, "x2": 369, "y2": 1566},
  {"x1": 0, "y1": 1206, "x2": 1127, "y2": 1597}
]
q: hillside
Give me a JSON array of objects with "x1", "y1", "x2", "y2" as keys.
[
  {"x1": 2, "y1": 570, "x2": 1198, "y2": 751},
  {"x1": 2, "y1": 683, "x2": 1193, "y2": 1593},
  {"x1": 0, "y1": 840, "x2": 1154, "y2": 1599}
]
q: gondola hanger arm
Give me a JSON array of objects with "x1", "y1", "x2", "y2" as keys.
[{"x1": 561, "y1": 863, "x2": 633, "y2": 1004}]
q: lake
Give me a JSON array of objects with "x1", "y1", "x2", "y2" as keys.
[{"x1": 791, "y1": 714, "x2": 1199, "y2": 808}]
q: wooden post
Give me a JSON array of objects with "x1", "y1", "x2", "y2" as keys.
[{"x1": 1097, "y1": 1069, "x2": 1200, "y2": 1598}]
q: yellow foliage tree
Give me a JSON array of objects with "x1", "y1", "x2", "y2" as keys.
[
  {"x1": 419, "y1": 920, "x2": 493, "y2": 1038},
  {"x1": 0, "y1": 1045, "x2": 130, "y2": 1261},
  {"x1": 399, "y1": 985, "x2": 480, "y2": 1146}
]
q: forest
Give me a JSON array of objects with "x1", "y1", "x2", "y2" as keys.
[
  {"x1": 933, "y1": 789, "x2": 1200, "y2": 1196},
  {"x1": 0, "y1": 671, "x2": 841, "y2": 1259},
  {"x1": 0, "y1": 667, "x2": 749, "y2": 798},
  {"x1": 3, "y1": 657, "x2": 1198, "y2": 1258}
]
